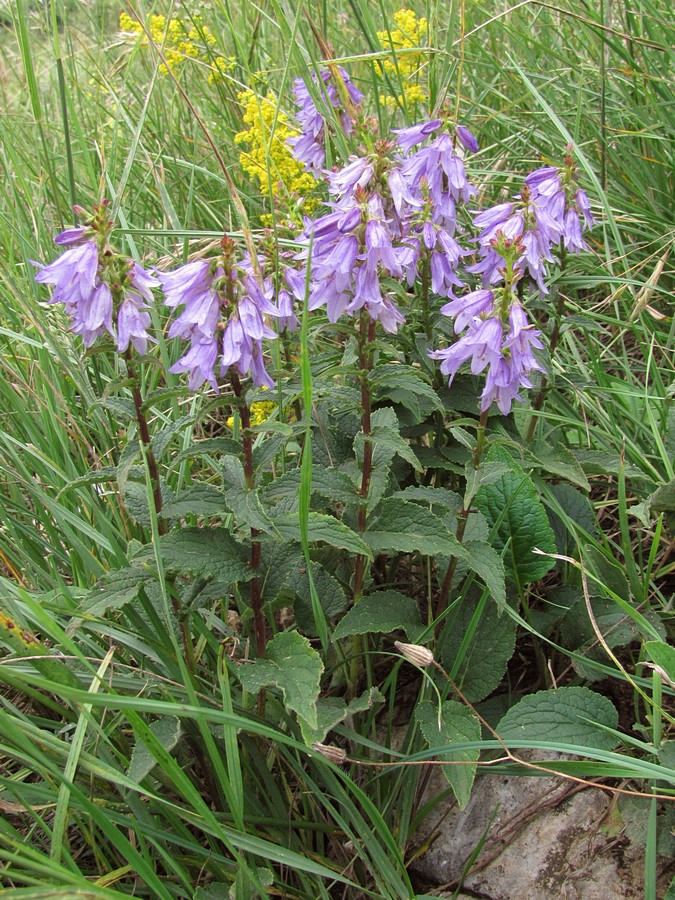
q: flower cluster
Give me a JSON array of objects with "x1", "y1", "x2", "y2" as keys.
[
  {"x1": 293, "y1": 115, "x2": 478, "y2": 332},
  {"x1": 159, "y1": 237, "x2": 280, "y2": 391},
  {"x1": 376, "y1": 8, "x2": 429, "y2": 109},
  {"x1": 34, "y1": 207, "x2": 157, "y2": 355},
  {"x1": 467, "y1": 147, "x2": 595, "y2": 295},
  {"x1": 288, "y1": 67, "x2": 363, "y2": 172},
  {"x1": 432, "y1": 284, "x2": 546, "y2": 415},
  {"x1": 119, "y1": 12, "x2": 217, "y2": 78},
  {"x1": 235, "y1": 90, "x2": 318, "y2": 221}
]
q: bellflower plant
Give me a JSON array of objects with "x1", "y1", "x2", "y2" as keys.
[
  {"x1": 34, "y1": 202, "x2": 157, "y2": 354},
  {"x1": 160, "y1": 236, "x2": 280, "y2": 391}
]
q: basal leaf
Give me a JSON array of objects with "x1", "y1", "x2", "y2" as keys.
[
  {"x1": 473, "y1": 445, "x2": 557, "y2": 585},
  {"x1": 496, "y1": 686, "x2": 618, "y2": 750},
  {"x1": 416, "y1": 699, "x2": 481, "y2": 808},
  {"x1": 161, "y1": 484, "x2": 227, "y2": 519},
  {"x1": 463, "y1": 540, "x2": 507, "y2": 612},
  {"x1": 438, "y1": 593, "x2": 516, "y2": 703},
  {"x1": 298, "y1": 687, "x2": 384, "y2": 745},
  {"x1": 238, "y1": 631, "x2": 323, "y2": 729},
  {"x1": 332, "y1": 591, "x2": 425, "y2": 642}
]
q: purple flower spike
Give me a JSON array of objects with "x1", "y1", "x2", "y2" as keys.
[{"x1": 161, "y1": 246, "x2": 279, "y2": 392}]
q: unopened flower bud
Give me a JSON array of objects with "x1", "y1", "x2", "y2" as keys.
[
  {"x1": 394, "y1": 641, "x2": 434, "y2": 667},
  {"x1": 312, "y1": 742, "x2": 347, "y2": 765}
]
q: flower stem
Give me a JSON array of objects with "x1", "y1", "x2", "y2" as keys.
[
  {"x1": 126, "y1": 350, "x2": 166, "y2": 536},
  {"x1": 526, "y1": 248, "x2": 568, "y2": 442},
  {"x1": 231, "y1": 371, "x2": 266, "y2": 658}
]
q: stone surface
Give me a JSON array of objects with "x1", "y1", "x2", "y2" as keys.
[{"x1": 411, "y1": 752, "x2": 673, "y2": 898}]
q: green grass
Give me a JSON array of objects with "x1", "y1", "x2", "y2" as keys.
[{"x1": 0, "y1": 1, "x2": 673, "y2": 897}]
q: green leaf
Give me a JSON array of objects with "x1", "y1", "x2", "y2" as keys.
[
  {"x1": 474, "y1": 445, "x2": 557, "y2": 585},
  {"x1": 392, "y1": 485, "x2": 462, "y2": 512},
  {"x1": 438, "y1": 593, "x2": 516, "y2": 703},
  {"x1": 222, "y1": 455, "x2": 275, "y2": 533},
  {"x1": 167, "y1": 437, "x2": 242, "y2": 472},
  {"x1": 116, "y1": 438, "x2": 140, "y2": 494},
  {"x1": 151, "y1": 414, "x2": 194, "y2": 459},
  {"x1": 292, "y1": 563, "x2": 349, "y2": 631},
  {"x1": 273, "y1": 511, "x2": 372, "y2": 558},
  {"x1": 416, "y1": 699, "x2": 480, "y2": 808},
  {"x1": 370, "y1": 363, "x2": 443, "y2": 413},
  {"x1": 133, "y1": 528, "x2": 252, "y2": 584},
  {"x1": 93, "y1": 396, "x2": 135, "y2": 419},
  {"x1": 161, "y1": 484, "x2": 226, "y2": 519},
  {"x1": 496, "y1": 686, "x2": 619, "y2": 750},
  {"x1": 238, "y1": 631, "x2": 323, "y2": 730},
  {"x1": 128, "y1": 716, "x2": 182, "y2": 783},
  {"x1": 529, "y1": 440, "x2": 590, "y2": 491},
  {"x1": 355, "y1": 422, "x2": 422, "y2": 472},
  {"x1": 332, "y1": 591, "x2": 425, "y2": 642},
  {"x1": 365, "y1": 498, "x2": 467, "y2": 558},
  {"x1": 463, "y1": 458, "x2": 512, "y2": 507},
  {"x1": 299, "y1": 687, "x2": 384, "y2": 745},
  {"x1": 263, "y1": 467, "x2": 357, "y2": 506},
  {"x1": 123, "y1": 479, "x2": 174, "y2": 527},
  {"x1": 463, "y1": 540, "x2": 507, "y2": 612},
  {"x1": 82, "y1": 566, "x2": 151, "y2": 616},
  {"x1": 644, "y1": 641, "x2": 675, "y2": 685}
]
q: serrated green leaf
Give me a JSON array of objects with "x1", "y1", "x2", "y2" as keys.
[
  {"x1": 273, "y1": 512, "x2": 372, "y2": 558},
  {"x1": 152, "y1": 414, "x2": 194, "y2": 459},
  {"x1": 572, "y1": 450, "x2": 644, "y2": 479},
  {"x1": 263, "y1": 467, "x2": 357, "y2": 506},
  {"x1": 651, "y1": 477, "x2": 675, "y2": 514},
  {"x1": 123, "y1": 479, "x2": 174, "y2": 527},
  {"x1": 463, "y1": 540, "x2": 507, "y2": 612},
  {"x1": 222, "y1": 455, "x2": 275, "y2": 533},
  {"x1": 438, "y1": 594, "x2": 516, "y2": 703},
  {"x1": 93, "y1": 396, "x2": 136, "y2": 419},
  {"x1": 370, "y1": 364, "x2": 443, "y2": 413},
  {"x1": 167, "y1": 438, "x2": 242, "y2": 472},
  {"x1": 355, "y1": 423, "x2": 422, "y2": 472},
  {"x1": 292, "y1": 563, "x2": 348, "y2": 631},
  {"x1": 82, "y1": 566, "x2": 151, "y2": 616},
  {"x1": 365, "y1": 498, "x2": 467, "y2": 558},
  {"x1": 464, "y1": 459, "x2": 512, "y2": 507},
  {"x1": 496, "y1": 686, "x2": 618, "y2": 750},
  {"x1": 117, "y1": 439, "x2": 140, "y2": 494},
  {"x1": 161, "y1": 484, "x2": 226, "y2": 519},
  {"x1": 416, "y1": 700, "x2": 480, "y2": 808},
  {"x1": 252, "y1": 432, "x2": 290, "y2": 472},
  {"x1": 529, "y1": 441, "x2": 590, "y2": 491},
  {"x1": 133, "y1": 528, "x2": 252, "y2": 584},
  {"x1": 238, "y1": 631, "x2": 323, "y2": 729},
  {"x1": 547, "y1": 483, "x2": 598, "y2": 557},
  {"x1": 474, "y1": 445, "x2": 557, "y2": 585},
  {"x1": 298, "y1": 687, "x2": 384, "y2": 745},
  {"x1": 332, "y1": 591, "x2": 425, "y2": 642},
  {"x1": 128, "y1": 716, "x2": 182, "y2": 783},
  {"x1": 392, "y1": 485, "x2": 462, "y2": 512}
]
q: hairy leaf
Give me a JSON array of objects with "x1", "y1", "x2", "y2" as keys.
[{"x1": 416, "y1": 700, "x2": 480, "y2": 808}]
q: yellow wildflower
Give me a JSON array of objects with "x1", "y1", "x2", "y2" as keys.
[
  {"x1": 227, "y1": 400, "x2": 278, "y2": 430},
  {"x1": 376, "y1": 8, "x2": 429, "y2": 108},
  {"x1": 119, "y1": 12, "x2": 218, "y2": 78},
  {"x1": 234, "y1": 89, "x2": 318, "y2": 222}
]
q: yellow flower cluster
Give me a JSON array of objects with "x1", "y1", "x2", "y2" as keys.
[
  {"x1": 227, "y1": 400, "x2": 278, "y2": 430},
  {"x1": 376, "y1": 8, "x2": 429, "y2": 109},
  {"x1": 119, "y1": 12, "x2": 223, "y2": 78},
  {"x1": 234, "y1": 89, "x2": 318, "y2": 221}
]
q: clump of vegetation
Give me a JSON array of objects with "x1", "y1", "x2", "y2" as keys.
[{"x1": 0, "y1": 2, "x2": 673, "y2": 898}]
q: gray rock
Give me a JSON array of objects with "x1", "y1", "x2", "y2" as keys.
[{"x1": 411, "y1": 752, "x2": 668, "y2": 899}]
